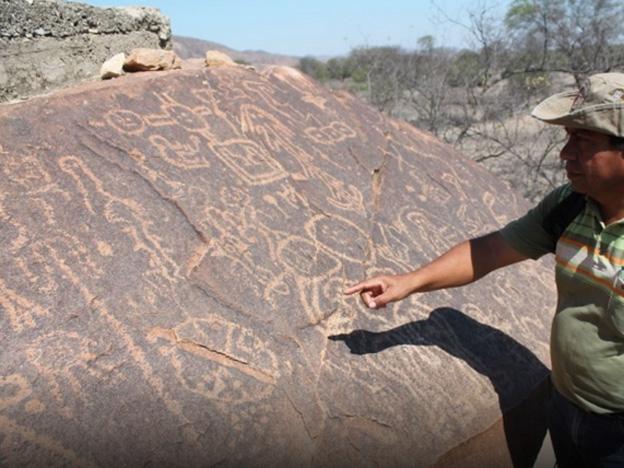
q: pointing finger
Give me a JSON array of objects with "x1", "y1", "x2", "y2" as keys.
[
  {"x1": 343, "y1": 283, "x2": 366, "y2": 295},
  {"x1": 344, "y1": 279, "x2": 380, "y2": 295}
]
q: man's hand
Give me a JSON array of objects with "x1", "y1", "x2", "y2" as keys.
[
  {"x1": 343, "y1": 274, "x2": 413, "y2": 309},
  {"x1": 343, "y1": 232, "x2": 528, "y2": 311}
]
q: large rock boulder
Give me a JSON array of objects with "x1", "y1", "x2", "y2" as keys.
[
  {"x1": 0, "y1": 0, "x2": 171, "y2": 102},
  {"x1": 0, "y1": 65, "x2": 556, "y2": 466}
]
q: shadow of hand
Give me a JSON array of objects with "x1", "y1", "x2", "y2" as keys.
[{"x1": 328, "y1": 330, "x2": 393, "y2": 355}]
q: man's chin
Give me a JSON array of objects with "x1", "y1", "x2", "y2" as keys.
[{"x1": 568, "y1": 178, "x2": 587, "y2": 193}]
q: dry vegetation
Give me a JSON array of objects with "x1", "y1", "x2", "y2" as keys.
[{"x1": 299, "y1": 0, "x2": 624, "y2": 201}]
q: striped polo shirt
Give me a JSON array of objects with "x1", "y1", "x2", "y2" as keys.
[{"x1": 501, "y1": 183, "x2": 624, "y2": 414}]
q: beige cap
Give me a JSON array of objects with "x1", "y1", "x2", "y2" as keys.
[{"x1": 532, "y1": 72, "x2": 624, "y2": 137}]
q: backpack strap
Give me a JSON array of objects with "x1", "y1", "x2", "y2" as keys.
[{"x1": 542, "y1": 191, "x2": 586, "y2": 241}]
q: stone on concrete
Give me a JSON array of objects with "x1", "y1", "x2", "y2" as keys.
[
  {"x1": 124, "y1": 48, "x2": 182, "y2": 72},
  {"x1": 101, "y1": 53, "x2": 126, "y2": 80},
  {"x1": 0, "y1": 65, "x2": 555, "y2": 467},
  {"x1": 205, "y1": 50, "x2": 236, "y2": 67}
]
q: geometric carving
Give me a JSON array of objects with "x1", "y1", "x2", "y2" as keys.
[{"x1": 211, "y1": 139, "x2": 287, "y2": 185}]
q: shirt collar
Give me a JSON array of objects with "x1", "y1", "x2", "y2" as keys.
[{"x1": 586, "y1": 196, "x2": 624, "y2": 229}]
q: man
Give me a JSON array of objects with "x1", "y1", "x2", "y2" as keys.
[{"x1": 345, "y1": 73, "x2": 624, "y2": 467}]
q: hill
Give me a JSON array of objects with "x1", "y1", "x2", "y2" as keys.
[{"x1": 173, "y1": 35, "x2": 299, "y2": 66}]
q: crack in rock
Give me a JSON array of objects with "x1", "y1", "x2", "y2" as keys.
[
  {"x1": 148, "y1": 327, "x2": 276, "y2": 385},
  {"x1": 425, "y1": 172, "x2": 452, "y2": 197},
  {"x1": 281, "y1": 388, "x2": 318, "y2": 442},
  {"x1": 363, "y1": 129, "x2": 392, "y2": 272},
  {"x1": 342, "y1": 413, "x2": 394, "y2": 430},
  {"x1": 77, "y1": 128, "x2": 209, "y2": 246},
  {"x1": 189, "y1": 283, "x2": 263, "y2": 325}
]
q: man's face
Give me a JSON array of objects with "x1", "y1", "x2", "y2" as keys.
[{"x1": 560, "y1": 128, "x2": 624, "y2": 198}]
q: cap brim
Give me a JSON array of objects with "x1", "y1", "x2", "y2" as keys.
[{"x1": 531, "y1": 90, "x2": 578, "y2": 123}]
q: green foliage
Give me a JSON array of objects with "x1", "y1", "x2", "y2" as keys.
[
  {"x1": 351, "y1": 67, "x2": 368, "y2": 83},
  {"x1": 448, "y1": 50, "x2": 483, "y2": 87},
  {"x1": 417, "y1": 35, "x2": 435, "y2": 52},
  {"x1": 503, "y1": 0, "x2": 624, "y2": 80},
  {"x1": 523, "y1": 73, "x2": 549, "y2": 91},
  {"x1": 506, "y1": 71, "x2": 552, "y2": 106},
  {"x1": 326, "y1": 58, "x2": 342, "y2": 79},
  {"x1": 347, "y1": 46, "x2": 406, "y2": 111},
  {"x1": 504, "y1": 0, "x2": 540, "y2": 29},
  {"x1": 298, "y1": 56, "x2": 329, "y2": 82},
  {"x1": 347, "y1": 81, "x2": 369, "y2": 93}
]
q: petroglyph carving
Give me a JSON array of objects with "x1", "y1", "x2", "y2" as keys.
[
  {"x1": 1, "y1": 153, "x2": 54, "y2": 193},
  {"x1": 145, "y1": 94, "x2": 211, "y2": 131},
  {"x1": 305, "y1": 121, "x2": 357, "y2": 145},
  {"x1": 58, "y1": 155, "x2": 183, "y2": 284},
  {"x1": 305, "y1": 214, "x2": 369, "y2": 264},
  {"x1": 0, "y1": 277, "x2": 49, "y2": 332},
  {"x1": 240, "y1": 104, "x2": 297, "y2": 152},
  {"x1": 400, "y1": 208, "x2": 457, "y2": 254},
  {"x1": 272, "y1": 181, "x2": 310, "y2": 211},
  {"x1": 212, "y1": 139, "x2": 287, "y2": 186},
  {"x1": 200, "y1": 205, "x2": 276, "y2": 291},
  {"x1": 150, "y1": 316, "x2": 279, "y2": 378},
  {"x1": 482, "y1": 190, "x2": 514, "y2": 225},
  {"x1": 276, "y1": 236, "x2": 340, "y2": 278},
  {"x1": 105, "y1": 108, "x2": 145, "y2": 135},
  {"x1": 374, "y1": 224, "x2": 413, "y2": 269},
  {"x1": 148, "y1": 317, "x2": 278, "y2": 403},
  {"x1": 149, "y1": 134, "x2": 211, "y2": 169},
  {"x1": 240, "y1": 77, "x2": 307, "y2": 123},
  {"x1": 306, "y1": 165, "x2": 365, "y2": 214},
  {"x1": 238, "y1": 104, "x2": 318, "y2": 181},
  {"x1": 0, "y1": 374, "x2": 31, "y2": 411},
  {"x1": 264, "y1": 66, "x2": 330, "y2": 110},
  {"x1": 25, "y1": 331, "x2": 112, "y2": 419}
]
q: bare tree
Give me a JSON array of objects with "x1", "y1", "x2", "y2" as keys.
[
  {"x1": 505, "y1": 0, "x2": 624, "y2": 83},
  {"x1": 350, "y1": 46, "x2": 407, "y2": 112},
  {"x1": 400, "y1": 37, "x2": 456, "y2": 135},
  {"x1": 300, "y1": 0, "x2": 624, "y2": 200}
]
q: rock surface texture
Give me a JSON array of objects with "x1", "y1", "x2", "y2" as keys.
[
  {"x1": 0, "y1": 0, "x2": 171, "y2": 102},
  {"x1": 0, "y1": 66, "x2": 556, "y2": 467}
]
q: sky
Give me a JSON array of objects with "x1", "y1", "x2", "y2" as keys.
[{"x1": 82, "y1": 0, "x2": 510, "y2": 58}]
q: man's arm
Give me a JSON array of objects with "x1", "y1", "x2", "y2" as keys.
[{"x1": 344, "y1": 231, "x2": 529, "y2": 309}]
